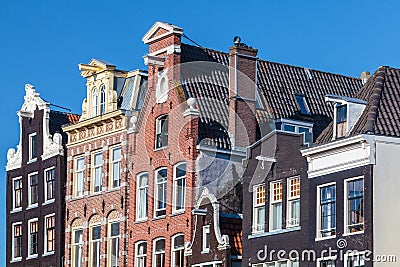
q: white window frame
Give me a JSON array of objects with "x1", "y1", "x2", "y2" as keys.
[
  {"x1": 156, "y1": 71, "x2": 168, "y2": 103},
  {"x1": 154, "y1": 168, "x2": 167, "y2": 217},
  {"x1": 172, "y1": 163, "x2": 186, "y2": 214},
  {"x1": 71, "y1": 228, "x2": 83, "y2": 267},
  {"x1": 202, "y1": 225, "x2": 210, "y2": 253},
  {"x1": 317, "y1": 256, "x2": 337, "y2": 267},
  {"x1": 153, "y1": 237, "x2": 166, "y2": 267},
  {"x1": 109, "y1": 146, "x2": 122, "y2": 189},
  {"x1": 136, "y1": 172, "x2": 149, "y2": 221},
  {"x1": 287, "y1": 176, "x2": 300, "y2": 228},
  {"x1": 107, "y1": 220, "x2": 120, "y2": 267},
  {"x1": 100, "y1": 84, "x2": 106, "y2": 115},
  {"x1": 192, "y1": 261, "x2": 222, "y2": 267},
  {"x1": 28, "y1": 172, "x2": 39, "y2": 208},
  {"x1": 155, "y1": 115, "x2": 168, "y2": 149},
  {"x1": 12, "y1": 176, "x2": 22, "y2": 212},
  {"x1": 91, "y1": 151, "x2": 103, "y2": 194},
  {"x1": 316, "y1": 182, "x2": 336, "y2": 240},
  {"x1": 28, "y1": 132, "x2": 37, "y2": 162},
  {"x1": 344, "y1": 176, "x2": 364, "y2": 236},
  {"x1": 89, "y1": 224, "x2": 101, "y2": 267},
  {"x1": 344, "y1": 251, "x2": 366, "y2": 267},
  {"x1": 135, "y1": 241, "x2": 147, "y2": 267},
  {"x1": 27, "y1": 218, "x2": 39, "y2": 258},
  {"x1": 74, "y1": 156, "x2": 85, "y2": 198},
  {"x1": 12, "y1": 222, "x2": 23, "y2": 261},
  {"x1": 92, "y1": 87, "x2": 98, "y2": 117},
  {"x1": 252, "y1": 183, "x2": 266, "y2": 234},
  {"x1": 171, "y1": 234, "x2": 184, "y2": 267},
  {"x1": 44, "y1": 167, "x2": 55, "y2": 204},
  {"x1": 44, "y1": 213, "x2": 56, "y2": 255},
  {"x1": 269, "y1": 180, "x2": 283, "y2": 232}
]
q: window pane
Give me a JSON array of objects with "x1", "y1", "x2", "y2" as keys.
[
  {"x1": 155, "y1": 239, "x2": 165, "y2": 252},
  {"x1": 174, "y1": 235, "x2": 184, "y2": 248},
  {"x1": 111, "y1": 222, "x2": 120, "y2": 237},
  {"x1": 30, "y1": 174, "x2": 38, "y2": 205},
  {"x1": 347, "y1": 179, "x2": 364, "y2": 233},
  {"x1": 284, "y1": 124, "x2": 296, "y2": 132},
  {"x1": 46, "y1": 169, "x2": 55, "y2": 200}
]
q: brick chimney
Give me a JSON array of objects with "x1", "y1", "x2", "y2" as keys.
[
  {"x1": 228, "y1": 37, "x2": 258, "y2": 150},
  {"x1": 360, "y1": 71, "x2": 370, "y2": 85}
]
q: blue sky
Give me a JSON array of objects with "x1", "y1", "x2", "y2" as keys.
[{"x1": 1, "y1": 0, "x2": 400, "y2": 264}]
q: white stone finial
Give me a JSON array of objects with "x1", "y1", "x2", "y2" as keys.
[
  {"x1": 183, "y1": 97, "x2": 200, "y2": 117},
  {"x1": 187, "y1": 97, "x2": 197, "y2": 109},
  {"x1": 129, "y1": 115, "x2": 138, "y2": 131}
]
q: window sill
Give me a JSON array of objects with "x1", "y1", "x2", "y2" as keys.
[
  {"x1": 70, "y1": 195, "x2": 84, "y2": 201},
  {"x1": 135, "y1": 218, "x2": 148, "y2": 224},
  {"x1": 249, "y1": 226, "x2": 301, "y2": 239},
  {"x1": 88, "y1": 191, "x2": 102, "y2": 197},
  {"x1": 10, "y1": 208, "x2": 22, "y2": 214},
  {"x1": 27, "y1": 204, "x2": 38, "y2": 210},
  {"x1": 43, "y1": 199, "x2": 55, "y2": 206},
  {"x1": 152, "y1": 215, "x2": 166, "y2": 221},
  {"x1": 106, "y1": 187, "x2": 121, "y2": 193},
  {"x1": 27, "y1": 158, "x2": 37, "y2": 164},
  {"x1": 42, "y1": 251, "x2": 55, "y2": 257},
  {"x1": 343, "y1": 231, "x2": 364, "y2": 237},
  {"x1": 201, "y1": 250, "x2": 210, "y2": 254},
  {"x1": 315, "y1": 235, "x2": 336, "y2": 242},
  {"x1": 170, "y1": 211, "x2": 185, "y2": 217},
  {"x1": 10, "y1": 258, "x2": 22, "y2": 263},
  {"x1": 26, "y1": 254, "x2": 38, "y2": 260},
  {"x1": 154, "y1": 146, "x2": 167, "y2": 152}
]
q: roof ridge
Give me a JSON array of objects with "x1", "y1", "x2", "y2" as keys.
[
  {"x1": 363, "y1": 67, "x2": 387, "y2": 134},
  {"x1": 181, "y1": 43, "x2": 361, "y2": 81}
]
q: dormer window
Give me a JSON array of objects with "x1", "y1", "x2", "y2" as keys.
[
  {"x1": 276, "y1": 119, "x2": 313, "y2": 146},
  {"x1": 155, "y1": 115, "x2": 168, "y2": 149},
  {"x1": 295, "y1": 94, "x2": 311, "y2": 115},
  {"x1": 336, "y1": 104, "x2": 347, "y2": 138}
]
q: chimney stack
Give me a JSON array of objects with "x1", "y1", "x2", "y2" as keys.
[
  {"x1": 360, "y1": 71, "x2": 370, "y2": 85},
  {"x1": 228, "y1": 37, "x2": 258, "y2": 150}
]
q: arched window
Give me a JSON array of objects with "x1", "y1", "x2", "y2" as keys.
[
  {"x1": 135, "y1": 241, "x2": 147, "y2": 267},
  {"x1": 156, "y1": 73, "x2": 168, "y2": 103},
  {"x1": 173, "y1": 163, "x2": 186, "y2": 213},
  {"x1": 92, "y1": 87, "x2": 98, "y2": 117},
  {"x1": 100, "y1": 85, "x2": 106, "y2": 115},
  {"x1": 171, "y1": 234, "x2": 184, "y2": 267},
  {"x1": 153, "y1": 238, "x2": 165, "y2": 267}
]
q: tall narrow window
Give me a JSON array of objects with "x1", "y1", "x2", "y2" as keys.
[
  {"x1": 90, "y1": 225, "x2": 101, "y2": 267},
  {"x1": 202, "y1": 225, "x2": 210, "y2": 253},
  {"x1": 336, "y1": 104, "x2": 347, "y2": 138},
  {"x1": 173, "y1": 163, "x2": 186, "y2": 213},
  {"x1": 13, "y1": 177, "x2": 22, "y2": 210},
  {"x1": 92, "y1": 152, "x2": 103, "y2": 193},
  {"x1": 155, "y1": 115, "x2": 168, "y2": 149},
  {"x1": 172, "y1": 234, "x2": 184, "y2": 267},
  {"x1": 110, "y1": 147, "x2": 121, "y2": 188},
  {"x1": 347, "y1": 253, "x2": 365, "y2": 267},
  {"x1": 136, "y1": 173, "x2": 148, "y2": 220},
  {"x1": 74, "y1": 157, "x2": 85, "y2": 197},
  {"x1": 153, "y1": 238, "x2": 165, "y2": 267},
  {"x1": 92, "y1": 87, "x2": 98, "y2": 117},
  {"x1": 135, "y1": 241, "x2": 147, "y2": 267},
  {"x1": 45, "y1": 214, "x2": 55, "y2": 253},
  {"x1": 319, "y1": 184, "x2": 336, "y2": 238},
  {"x1": 155, "y1": 168, "x2": 167, "y2": 217},
  {"x1": 29, "y1": 173, "x2": 38, "y2": 206},
  {"x1": 45, "y1": 168, "x2": 55, "y2": 202},
  {"x1": 28, "y1": 219, "x2": 38, "y2": 257},
  {"x1": 270, "y1": 180, "x2": 283, "y2": 231},
  {"x1": 108, "y1": 222, "x2": 120, "y2": 267},
  {"x1": 100, "y1": 85, "x2": 106, "y2": 115},
  {"x1": 287, "y1": 177, "x2": 300, "y2": 227},
  {"x1": 29, "y1": 133, "x2": 37, "y2": 161},
  {"x1": 12, "y1": 223, "x2": 22, "y2": 260},
  {"x1": 72, "y1": 229, "x2": 83, "y2": 267},
  {"x1": 253, "y1": 184, "x2": 266, "y2": 233},
  {"x1": 346, "y1": 178, "x2": 364, "y2": 234}
]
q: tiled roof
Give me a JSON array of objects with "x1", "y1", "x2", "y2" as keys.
[
  {"x1": 316, "y1": 66, "x2": 400, "y2": 144},
  {"x1": 49, "y1": 110, "x2": 80, "y2": 139},
  {"x1": 219, "y1": 214, "x2": 242, "y2": 255},
  {"x1": 180, "y1": 43, "x2": 363, "y2": 149}
]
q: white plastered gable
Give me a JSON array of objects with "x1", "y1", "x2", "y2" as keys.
[
  {"x1": 142, "y1": 22, "x2": 183, "y2": 44},
  {"x1": 6, "y1": 84, "x2": 64, "y2": 171}
]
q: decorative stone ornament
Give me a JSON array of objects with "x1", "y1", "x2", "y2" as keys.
[{"x1": 183, "y1": 97, "x2": 200, "y2": 117}]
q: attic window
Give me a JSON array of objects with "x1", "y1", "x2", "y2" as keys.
[
  {"x1": 336, "y1": 104, "x2": 347, "y2": 138},
  {"x1": 156, "y1": 71, "x2": 168, "y2": 103},
  {"x1": 295, "y1": 94, "x2": 311, "y2": 115}
]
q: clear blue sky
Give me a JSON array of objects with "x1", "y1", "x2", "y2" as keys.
[{"x1": 1, "y1": 0, "x2": 399, "y2": 264}]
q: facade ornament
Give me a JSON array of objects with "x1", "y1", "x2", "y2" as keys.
[
  {"x1": 183, "y1": 97, "x2": 200, "y2": 117},
  {"x1": 6, "y1": 146, "x2": 22, "y2": 171},
  {"x1": 42, "y1": 132, "x2": 64, "y2": 160},
  {"x1": 81, "y1": 98, "x2": 88, "y2": 121}
]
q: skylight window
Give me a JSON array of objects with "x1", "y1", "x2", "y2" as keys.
[
  {"x1": 295, "y1": 94, "x2": 311, "y2": 115},
  {"x1": 304, "y1": 68, "x2": 313, "y2": 80}
]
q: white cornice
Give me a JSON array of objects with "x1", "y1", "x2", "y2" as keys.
[{"x1": 142, "y1": 22, "x2": 183, "y2": 44}]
